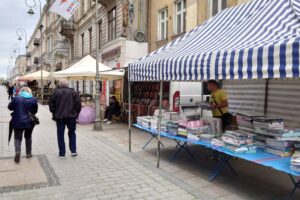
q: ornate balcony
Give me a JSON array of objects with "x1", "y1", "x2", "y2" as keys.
[
  {"x1": 92, "y1": 0, "x2": 113, "y2": 7},
  {"x1": 42, "y1": 52, "x2": 55, "y2": 66},
  {"x1": 60, "y1": 20, "x2": 77, "y2": 38},
  {"x1": 52, "y1": 40, "x2": 69, "y2": 58}
]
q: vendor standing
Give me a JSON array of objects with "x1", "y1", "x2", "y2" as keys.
[{"x1": 207, "y1": 80, "x2": 231, "y2": 132}]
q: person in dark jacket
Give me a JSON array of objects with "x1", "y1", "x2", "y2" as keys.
[
  {"x1": 7, "y1": 83, "x2": 14, "y2": 101},
  {"x1": 48, "y1": 79, "x2": 81, "y2": 158},
  {"x1": 8, "y1": 87, "x2": 38, "y2": 163},
  {"x1": 103, "y1": 96, "x2": 121, "y2": 125}
]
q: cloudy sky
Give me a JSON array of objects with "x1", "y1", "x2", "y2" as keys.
[{"x1": 0, "y1": 0, "x2": 46, "y2": 79}]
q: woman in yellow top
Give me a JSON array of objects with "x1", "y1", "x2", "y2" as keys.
[{"x1": 207, "y1": 80, "x2": 231, "y2": 132}]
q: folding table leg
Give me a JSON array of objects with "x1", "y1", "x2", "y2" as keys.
[
  {"x1": 170, "y1": 141, "x2": 195, "y2": 161},
  {"x1": 286, "y1": 175, "x2": 300, "y2": 200},
  {"x1": 142, "y1": 134, "x2": 164, "y2": 150},
  {"x1": 142, "y1": 135, "x2": 155, "y2": 149},
  {"x1": 183, "y1": 142, "x2": 195, "y2": 159},
  {"x1": 208, "y1": 154, "x2": 236, "y2": 182}
]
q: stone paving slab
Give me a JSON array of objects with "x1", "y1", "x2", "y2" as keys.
[
  {"x1": 0, "y1": 86, "x2": 212, "y2": 200},
  {"x1": 0, "y1": 157, "x2": 47, "y2": 188}
]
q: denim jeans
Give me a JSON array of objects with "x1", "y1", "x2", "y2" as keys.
[{"x1": 56, "y1": 118, "x2": 77, "y2": 156}]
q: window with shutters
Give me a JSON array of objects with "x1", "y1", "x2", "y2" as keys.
[
  {"x1": 108, "y1": 7, "x2": 117, "y2": 41},
  {"x1": 89, "y1": 28, "x2": 92, "y2": 52},
  {"x1": 81, "y1": 33, "x2": 85, "y2": 56},
  {"x1": 158, "y1": 8, "x2": 168, "y2": 40},
  {"x1": 210, "y1": 0, "x2": 227, "y2": 16},
  {"x1": 175, "y1": 0, "x2": 186, "y2": 34},
  {"x1": 98, "y1": 21, "x2": 102, "y2": 49}
]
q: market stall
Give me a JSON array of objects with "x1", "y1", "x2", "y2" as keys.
[
  {"x1": 19, "y1": 70, "x2": 52, "y2": 101},
  {"x1": 53, "y1": 55, "x2": 111, "y2": 124},
  {"x1": 127, "y1": 0, "x2": 300, "y2": 199}
]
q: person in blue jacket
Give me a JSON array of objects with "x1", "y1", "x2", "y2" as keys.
[{"x1": 8, "y1": 87, "x2": 38, "y2": 163}]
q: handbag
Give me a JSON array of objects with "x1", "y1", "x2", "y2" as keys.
[
  {"x1": 30, "y1": 113, "x2": 40, "y2": 125},
  {"x1": 211, "y1": 95, "x2": 233, "y2": 129}
]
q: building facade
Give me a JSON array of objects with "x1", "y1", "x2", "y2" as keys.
[
  {"x1": 26, "y1": 2, "x2": 71, "y2": 74},
  {"x1": 59, "y1": 0, "x2": 149, "y2": 102},
  {"x1": 148, "y1": 0, "x2": 250, "y2": 52},
  {"x1": 147, "y1": 0, "x2": 250, "y2": 109}
]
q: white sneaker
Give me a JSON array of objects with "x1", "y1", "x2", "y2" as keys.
[
  {"x1": 103, "y1": 119, "x2": 108, "y2": 122},
  {"x1": 106, "y1": 121, "x2": 112, "y2": 125},
  {"x1": 59, "y1": 156, "x2": 65, "y2": 159},
  {"x1": 71, "y1": 153, "x2": 78, "y2": 157}
]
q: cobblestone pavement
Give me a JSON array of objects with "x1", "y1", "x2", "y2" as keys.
[{"x1": 0, "y1": 86, "x2": 212, "y2": 200}]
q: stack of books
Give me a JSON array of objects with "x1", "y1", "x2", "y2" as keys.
[
  {"x1": 291, "y1": 151, "x2": 300, "y2": 172},
  {"x1": 265, "y1": 138, "x2": 292, "y2": 156}
]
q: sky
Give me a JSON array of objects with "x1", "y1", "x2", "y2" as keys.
[{"x1": 0, "y1": 0, "x2": 46, "y2": 79}]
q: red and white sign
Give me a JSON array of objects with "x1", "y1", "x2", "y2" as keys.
[{"x1": 50, "y1": 0, "x2": 80, "y2": 20}]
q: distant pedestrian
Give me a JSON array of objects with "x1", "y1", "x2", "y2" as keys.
[
  {"x1": 48, "y1": 79, "x2": 81, "y2": 158},
  {"x1": 8, "y1": 87, "x2": 38, "y2": 163},
  {"x1": 7, "y1": 83, "x2": 14, "y2": 101}
]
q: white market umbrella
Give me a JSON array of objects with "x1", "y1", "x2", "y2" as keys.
[
  {"x1": 53, "y1": 55, "x2": 111, "y2": 80},
  {"x1": 19, "y1": 70, "x2": 51, "y2": 81}
]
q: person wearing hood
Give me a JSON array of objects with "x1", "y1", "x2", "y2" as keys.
[{"x1": 8, "y1": 87, "x2": 38, "y2": 163}]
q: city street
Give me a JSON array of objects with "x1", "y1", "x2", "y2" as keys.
[
  {"x1": 1, "y1": 87, "x2": 300, "y2": 200},
  {"x1": 0, "y1": 86, "x2": 202, "y2": 200}
]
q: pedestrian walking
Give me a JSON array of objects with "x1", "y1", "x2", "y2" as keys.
[
  {"x1": 48, "y1": 79, "x2": 81, "y2": 158},
  {"x1": 8, "y1": 87, "x2": 38, "y2": 163},
  {"x1": 7, "y1": 83, "x2": 14, "y2": 101}
]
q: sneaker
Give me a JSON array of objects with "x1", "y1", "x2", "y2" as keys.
[
  {"x1": 59, "y1": 156, "x2": 66, "y2": 159},
  {"x1": 71, "y1": 153, "x2": 78, "y2": 157},
  {"x1": 14, "y1": 152, "x2": 21, "y2": 163},
  {"x1": 106, "y1": 121, "x2": 112, "y2": 125},
  {"x1": 26, "y1": 154, "x2": 32, "y2": 158},
  {"x1": 103, "y1": 119, "x2": 108, "y2": 122}
]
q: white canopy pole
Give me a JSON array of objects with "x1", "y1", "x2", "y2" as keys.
[
  {"x1": 157, "y1": 81, "x2": 163, "y2": 168},
  {"x1": 128, "y1": 71, "x2": 132, "y2": 152}
]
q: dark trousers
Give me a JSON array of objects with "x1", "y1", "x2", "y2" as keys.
[
  {"x1": 14, "y1": 128, "x2": 34, "y2": 154},
  {"x1": 8, "y1": 94, "x2": 13, "y2": 101},
  {"x1": 104, "y1": 108, "x2": 120, "y2": 121},
  {"x1": 56, "y1": 118, "x2": 77, "y2": 156}
]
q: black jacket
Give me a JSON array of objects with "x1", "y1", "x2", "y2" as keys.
[
  {"x1": 8, "y1": 96, "x2": 38, "y2": 129},
  {"x1": 48, "y1": 87, "x2": 81, "y2": 120}
]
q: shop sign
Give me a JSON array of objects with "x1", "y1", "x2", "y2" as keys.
[{"x1": 101, "y1": 47, "x2": 121, "y2": 60}]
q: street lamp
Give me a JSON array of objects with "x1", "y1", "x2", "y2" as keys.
[
  {"x1": 12, "y1": 44, "x2": 20, "y2": 78},
  {"x1": 25, "y1": 0, "x2": 44, "y2": 101},
  {"x1": 94, "y1": 0, "x2": 103, "y2": 130},
  {"x1": 16, "y1": 28, "x2": 28, "y2": 75}
]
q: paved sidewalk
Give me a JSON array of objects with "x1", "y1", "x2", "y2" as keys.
[{"x1": 0, "y1": 86, "x2": 211, "y2": 200}]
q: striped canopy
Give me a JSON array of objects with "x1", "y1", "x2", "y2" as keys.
[{"x1": 129, "y1": 0, "x2": 300, "y2": 81}]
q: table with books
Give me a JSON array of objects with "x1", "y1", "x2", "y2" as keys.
[{"x1": 134, "y1": 113, "x2": 300, "y2": 200}]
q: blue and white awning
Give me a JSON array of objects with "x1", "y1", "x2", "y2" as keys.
[{"x1": 129, "y1": 0, "x2": 300, "y2": 81}]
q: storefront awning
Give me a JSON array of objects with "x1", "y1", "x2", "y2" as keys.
[
  {"x1": 129, "y1": 0, "x2": 300, "y2": 81},
  {"x1": 53, "y1": 55, "x2": 111, "y2": 80}
]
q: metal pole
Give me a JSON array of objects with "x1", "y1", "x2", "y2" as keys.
[
  {"x1": 157, "y1": 81, "x2": 163, "y2": 168},
  {"x1": 38, "y1": 0, "x2": 44, "y2": 102},
  {"x1": 264, "y1": 79, "x2": 269, "y2": 117},
  {"x1": 16, "y1": 28, "x2": 28, "y2": 75},
  {"x1": 94, "y1": 0, "x2": 103, "y2": 130},
  {"x1": 128, "y1": 71, "x2": 132, "y2": 152}
]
